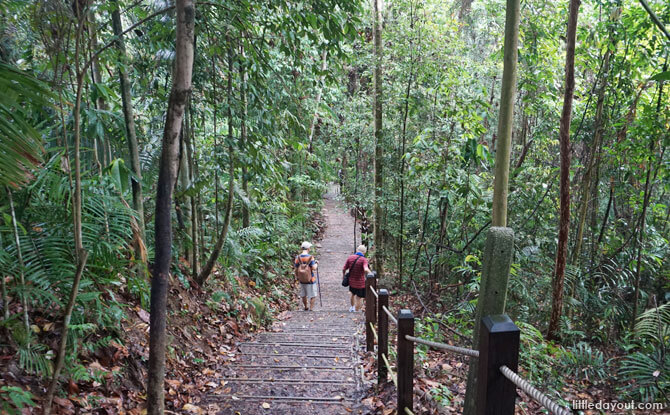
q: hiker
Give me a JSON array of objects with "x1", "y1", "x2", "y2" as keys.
[
  {"x1": 342, "y1": 245, "x2": 371, "y2": 312},
  {"x1": 294, "y1": 241, "x2": 318, "y2": 311}
]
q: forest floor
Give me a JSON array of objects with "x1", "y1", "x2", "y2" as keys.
[{"x1": 0, "y1": 206, "x2": 323, "y2": 413}]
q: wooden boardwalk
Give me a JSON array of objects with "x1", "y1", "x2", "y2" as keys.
[{"x1": 208, "y1": 188, "x2": 366, "y2": 414}]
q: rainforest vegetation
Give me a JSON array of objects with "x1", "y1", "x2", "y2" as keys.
[{"x1": 0, "y1": 0, "x2": 668, "y2": 413}]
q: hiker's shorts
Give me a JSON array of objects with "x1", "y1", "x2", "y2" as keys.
[{"x1": 299, "y1": 283, "x2": 317, "y2": 298}]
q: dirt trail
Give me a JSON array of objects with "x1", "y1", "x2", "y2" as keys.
[{"x1": 208, "y1": 186, "x2": 367, "y2": 414}]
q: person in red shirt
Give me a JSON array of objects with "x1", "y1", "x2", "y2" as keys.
[{"x1": 342, "y1": 245, "x2": 371, "y2": 312}]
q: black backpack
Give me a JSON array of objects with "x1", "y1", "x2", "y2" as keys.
[{"x1": 342, "y1": 255, "x2": 361, "y2": 287}]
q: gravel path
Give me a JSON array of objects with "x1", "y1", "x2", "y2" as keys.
[{"x1": 210, "y1": 186, "x2": 367, "y2": 414}]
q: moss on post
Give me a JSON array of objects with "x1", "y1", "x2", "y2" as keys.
[{"x1": 463, "y1": 226, "x2": 515, "y2": 415}]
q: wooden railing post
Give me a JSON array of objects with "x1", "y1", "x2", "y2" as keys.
[
  {"x1": 477, "y1": 314, "x2": 520, "y2": 415},
  {"x1": 377, "y1": 288, "x2": 389, "y2": 384},
  {"x1": 397, "y1": 309, "x2": 414, "y2": 413},
  {"x1": 365, "y1": 272, "x2": 377, "y2": 352}
]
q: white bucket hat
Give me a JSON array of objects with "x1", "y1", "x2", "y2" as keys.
[{"x1": 301, "y1": 241, "x2": 313, "y2": 250}]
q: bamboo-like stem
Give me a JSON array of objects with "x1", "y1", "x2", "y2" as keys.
[{"x1": 6, "y1": 188, "x2": 29, "y2": 334}]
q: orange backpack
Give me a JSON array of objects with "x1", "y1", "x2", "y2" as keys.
[{"x1": 295, "y1": 255, "x2": 314, "y2": 283}]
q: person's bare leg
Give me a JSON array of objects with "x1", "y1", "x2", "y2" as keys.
[
  {"x1": 302, "y1": 296, "x2": 308, "y2": 310},
  {"x1": 355, "y1": 296, "x2": 363, "y2": 312},
  {"x1": 309, "y1": 297, "x2": 316, "y2": 311},
  {"x1": 350, "y1": 293, "x2": 355, "y2": 307}
]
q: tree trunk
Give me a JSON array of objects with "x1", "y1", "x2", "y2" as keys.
[
  {"x1": 178, "y1": 131, "x2": 193, "y2": 262},
  {"x1": 239, "y1": 44, "x2": 250, "y2": 228},
  {"x1": 196, "y1": 149, "x2": 234, "y2": 286},
  {"x1": 398, "y1": 71, "x2": 413, "y2": 289},
  {"x1": 572, "y1": 50, "x2": 611, "y2": 265},
  {"x1": 0, "y1": 233, "x2": 7, "y2": 320},
  {"x1": 459, "y1": 0, "x2": 474, "y2": 21},
  {"x1": 196, "y1": 44, "x2": 236, "y2": 286},
  {"x1": 596, "y1": 177, "x2": 614, "y2": 245},
  {"x1": 42, "y1": 251, "x2": 88, "y2": 414},
  {"x1": 410, "y1": 188, "x2": 432, "y2": 282},
  {"x1": 463, "y1": 0, "x2": 520, "y2": 411},
  {"x1": 44, "y1": 9, "x2": 91, "y2": 411},
  {"x1": 87, "y1": 10, "x2": 106, "y2": 173},
  {"x1": 372, "y1": 0, "x2": 384, "y2": 281},
  {"x1": 111, "y1": 1, "x2": 147, "y2": 275},
  {"x1": 6, "y1": 188, "x2": 29, "y2": 334},
  {"x1": 184, "y1": 103, "x2": 199, "y2": 279},
  {"x1": 489, "y1": 0, "x2": 520, "y2": 228},
  {"x1": 547, "y1": 0, "x2": 580, "y2": 341},
  {"x1": 212, "y1": 59, "x2": 220, "y2": 233},
  {"x1": 147, "y1": 1, "x2": 195, "y2": 413},
  {"x1": 631, "y1": 71, "x2": 665, "y2": 330},
  {"x1": 308, "y1": 50, "x2": 328, "y2": 153}
]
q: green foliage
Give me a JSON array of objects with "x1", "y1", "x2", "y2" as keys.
[
  {"x1": 619, "y1": 303, "x2": 670, "y2": 403},
  {"x1": 517, "y1": 321, "x2": 563, "y2": 388},
  {"x1": 560, "y1": 342, "x2": 610, "y2": 384},
  {"x1": 0, "y1": 63, "x2": 51, "y2": 187},
  {"x1": 0, "y1": 386, "x2": 36, "y2": 414},
  {"x1": 429, "y1": 383, "x2": 453, "y2": 407}
]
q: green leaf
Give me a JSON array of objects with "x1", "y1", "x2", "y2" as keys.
[
  {"x1": 104, "y1": 159, "x2": 130, "y2": 194},
  {"x1": 650, "y1": 71, "x2": 670, "y2": 81}
]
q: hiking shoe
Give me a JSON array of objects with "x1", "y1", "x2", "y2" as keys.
[{"x1": 349, "y1": 306, "x2": 355, "y2": 313}]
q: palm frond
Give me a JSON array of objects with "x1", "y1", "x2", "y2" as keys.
[{"x1": 0, "y1": 63, "x2": 52, "y2": 187}]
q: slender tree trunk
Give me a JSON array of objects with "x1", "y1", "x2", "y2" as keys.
[
  {"x1": 184, "y1": 103, "x2": 199, "y2": 279},
  {"x1": 372, "y1": 0, "x2": 384, "y2": 281},
  {"x1": 410, "y1": 188, "x2": 432, "y2": 281},
  {"x1": 43, "y1": 252, "x2": 89, "y2": 414},
  {"x1": 436, "y1": 197, "x2": 448, "y2": 283},
  {"x1": 197, "y1": 149, "x2": 234, "y2": 286},
  {"x1": 196, "y1": 44, "x2": 235, "y2": 285},
  {"x1": 631, "y1": 72, "x2": 664, "y2": 330},
  {"x1": 490, "y1": 1, "x2": 520, "y2": 228},
  {"x1": 87, "y1": 11, "x2": 106, "y2": 173},
  {"x1": 239, "y1": 44, "x2": 250, "y2": 228},
  {"x1": 308, "y1": 50, "x2": 328, "y2": 153},
  {"x1": 632, "y1": 144, "x2": 655, "y2": 330},
  {"x1": 398, "y1": 7, "x2": 416, "y2": 288},
  {"x1": 398, "y1": 74, "x2": 412, "y2": 289},
  {"x1": 572, "y1": 50, "x2": 610, "y2": 265},
  {"x1": 111, "y1": 3, "x2": 146, "y2": 227},
  {"x1": 597, "y1": 177, "x2": 614, "y2": 245},
  {"x1": 147, "y1": 1, "x2": 195, "y2": 413},
  {"x1": 6, "y1": 189, "x2": 29, "y2": 334},
  {"x1": 111, "y1": 1, "x2": 147, "y2": 275},
  {"x1": 547, "y1": 0, "x2": 580, "y2": 341},
  {"x1": 0, "y1": 233, "x2": 7, "y2": 321},
  {"x1": 212, "y1": 59, "x2": 220, "y2": 233},
  {"x1": 45, "y1": 9, "x2": 90, "y2": 412},
  {"x1": 178, "y1": 131, "x2": 193, "y2": 261},
  {"x1": 463, "y1": 0, "x2": 520, "y2": 411}
]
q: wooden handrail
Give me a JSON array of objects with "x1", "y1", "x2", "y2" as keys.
[{"x1": 364, "y1": 281, "x2": 569, "y2": 415}]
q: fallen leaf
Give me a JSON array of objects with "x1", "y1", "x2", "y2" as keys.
[
  {"x1": 261, "y1": 402, "x2": 271, "y2": 409},
  {"x1": 137, "y1": 308, "x2": 150, "y2": 323},
  {"x1": 182, "y1": 403, "x2": 203, "y2": 414}
]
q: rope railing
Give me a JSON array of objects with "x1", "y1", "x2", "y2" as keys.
[
  {"x1": 381, "y1": 353, "x2": 397, "y2": 387},
  {"x1": 364, "y1": 272, "x2": 573, "y2": 415},
  {"x1": 382, "y1": 305, "x2": 398, "y2": 325},
  {"x1": 405, "y1": 335, "x2": 479, "y2": 358},
  {"x1": 500, "y1": 365, "x2": 573, "y2": 415}
]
